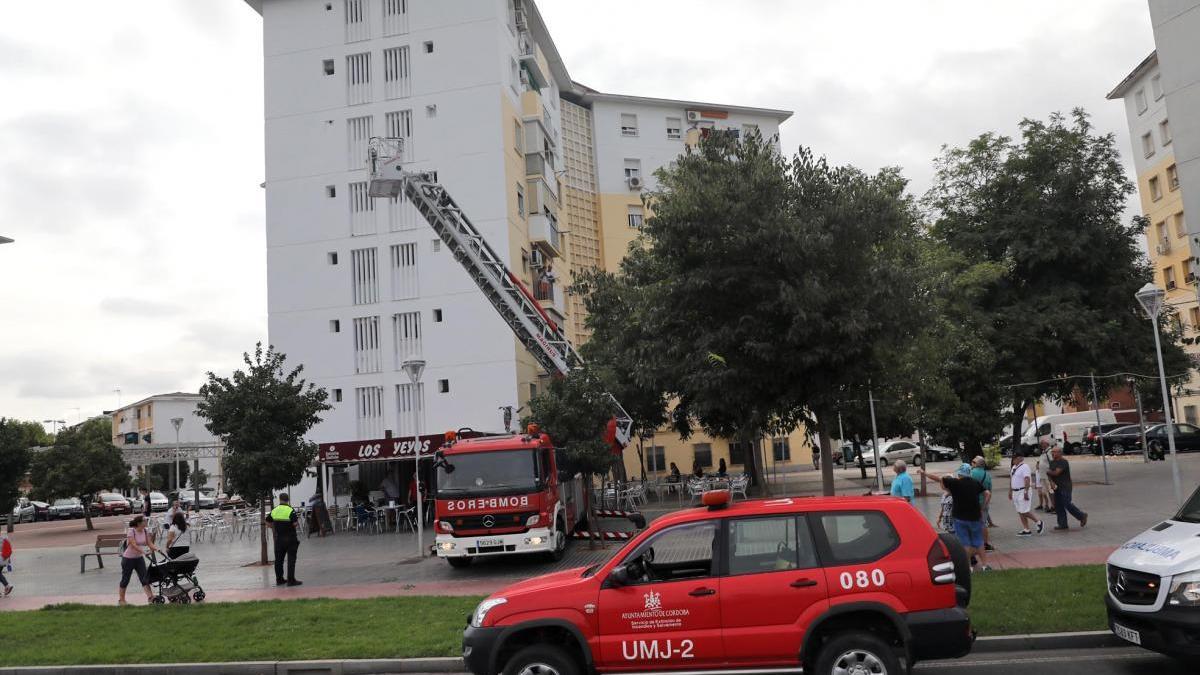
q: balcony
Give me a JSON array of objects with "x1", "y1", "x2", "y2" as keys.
[
  {"x1": 533, "y1": 271, "x2": 567, "y2": 323},
  {"x1": 529, "y1": 210, "x2": 562, "y2": 258},
  {"x1": 517, "y1": 32, "x2": 548, "y2": 90}
]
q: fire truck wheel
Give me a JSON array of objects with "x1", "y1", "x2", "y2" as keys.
[
  {"x1": 447, "y1": 556, "x2": 473, "y2": 569},
  {"x1": 546, "y1": 518, "x2": 568, "y2": 562},
  {"x1": 813, "y1": 631, "x2": 900, "y2": 675},
  {"x1": 501, "y1": 644, "x2": 580, "y2": 675}
]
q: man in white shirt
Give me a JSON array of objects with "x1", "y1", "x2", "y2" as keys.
[{"x1": 1009, "y1": 451, "x2": 1043, "y2": 536}]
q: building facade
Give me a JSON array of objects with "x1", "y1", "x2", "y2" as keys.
[
  {"x1": 243, "y1": 0, "x2": 794, "y2": 497},
  {"x1": 111, "y1": 392, "x2": 224, "y2": 492},
  {"x1": 1109, "y1": 0, "x2": 1200, "y2": 424}
]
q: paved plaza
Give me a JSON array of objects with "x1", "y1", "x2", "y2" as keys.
[{"x1": 2, "y1": 453, "x2": 1197, "y2": 611}]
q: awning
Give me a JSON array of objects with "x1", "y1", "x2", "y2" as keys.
[{"x1": 318, "y1": 434, "x2": 446, "y2": 464}]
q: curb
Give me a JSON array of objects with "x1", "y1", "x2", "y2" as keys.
[
  {"x1": 0, "y1": 657, "x2": 466, "y2": 675},
  {"x1": 973, "y1": 629, "x2": 1126, "y2": 653}
]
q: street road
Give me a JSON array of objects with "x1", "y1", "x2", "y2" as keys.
[{"x1": 915, "y1": 647, "x2": 1188, "y2": 674}]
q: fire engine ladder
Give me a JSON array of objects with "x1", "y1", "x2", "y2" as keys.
[{"x1": 367, "y1": 138, "x2": 633, "y2": 446}]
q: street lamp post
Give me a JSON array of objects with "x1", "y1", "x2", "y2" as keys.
[
  {"x1": 401, "y1": 358, "x2": 426, "y2": 558},
  {"x1": 1135, "y1": 283, "x2": 1185, "y2": 506},
  {"x1": 42, "y1": 419, "x2": 66, "y2": 435},
  {"x1": 867, "y1": 385, "x2": 883, "y2": 493}
]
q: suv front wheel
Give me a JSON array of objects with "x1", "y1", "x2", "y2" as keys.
[
  {"x1": 501, "y1": 644, "x2": 579, "y2": 675},
  {"x1": 814, "y1": 631, "x2": 901, "y2": 675}
]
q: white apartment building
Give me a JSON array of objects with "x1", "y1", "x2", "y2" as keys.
[{"x1": 242, "y1": 0, "x2": 791, "y2": 499}]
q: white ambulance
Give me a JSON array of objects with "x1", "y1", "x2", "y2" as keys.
[{"x1": 1105, "y1": 484, "x2": 1200, "y2": 661}]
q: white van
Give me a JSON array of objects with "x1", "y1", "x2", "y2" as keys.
[
  {"x1": 1020, "y1": 410, "x2": 1117, "y2": 454},
  {"x1": 1105, "y1": 484, "x2": 1200, "y2": 662}
]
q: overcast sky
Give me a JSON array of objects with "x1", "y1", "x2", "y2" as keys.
[{"x1": 0, "y1": 0, "x2": 1155, "y2": 427}]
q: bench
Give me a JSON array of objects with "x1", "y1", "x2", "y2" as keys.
[{"x1": 80, "y1": 534, "x2": 126, "y2": 573}]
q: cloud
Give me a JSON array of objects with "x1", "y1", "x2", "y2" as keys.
[{"x1": 98, "y1": 297, "x2": 186, "y2": 317}]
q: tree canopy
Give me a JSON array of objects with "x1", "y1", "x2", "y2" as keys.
[
  {"x1": 29, "y1": 417, "x2": 130, "y2": 530},
  {"x1": 0, "y1": 419, "x2": 36, "y2": 524}
]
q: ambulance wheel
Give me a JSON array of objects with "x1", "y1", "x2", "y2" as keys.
[
  {"x1": 546, "y1": 518, "x2": 568, "y2": 562},
  {"x1": 814, "y1": 631, "x2": 900, "y2": 675},
  {"x1": 501, "y1": 644, "x2": 580, "y2": 675},
  {"x1": 447, "y1": 556, "x2": 473, "y2": 569}
]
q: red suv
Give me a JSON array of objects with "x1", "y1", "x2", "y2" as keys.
[{"x1": 463, "y1": 492, "x2": 972, "y2": 675}]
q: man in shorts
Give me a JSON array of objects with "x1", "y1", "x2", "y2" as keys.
[
  {"x1": 920, "y1": 463, "x2": 991, "y2": 571},
  {"x1": 1008, "y1": 451, "x2": 1044, "y2": 536}
]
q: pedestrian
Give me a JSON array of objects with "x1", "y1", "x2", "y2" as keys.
[
  {"x1": 0, "y1": 533, "x2": 14, "y2": 596},
  {"x1": 1034, "y1": 444, "x2": 1052, "y2": 511},
  {"x1": 165, "y1": 511, "x2": 192, "y2": 559},
  {"x1": 716, "y1": 458, "x2": 728, "y2": 478},
  {"x1": 118, "y1": 515, "x2": 159, "y2": 606},
  {"x1": 139, "y1": 487, "x2": 152, "y2": 518},
  {"x1": 970, "y1": 456, "x2": 995, "y2": 551},
  {"x1": 889, "y1": 460, "x2": 914, "y2": 502},
  {"x1": 1008, "y1": 451, "x2": 1044, "y2": 536},
  {"x1": 692, "y1": 460, "x2": 704, "y2": 479},
  {"x1": 812, "y1": 446, "x2": 820, "y2": 470},
  {"x1": 266, "y1": 493, "x2": 301, "y2": 586},
  {"x1": 164, "y1": 500, "x2": 183, "y2": 532},
  {"x1": 1047, "y1": 442, "x2": 1088, "y2": 531},
  {"x1": 667, "y1": 462, "x2": 681, "y2": 484},
  {"x1": 920, "y1": 463, "x2": 991, "y2": 571}
]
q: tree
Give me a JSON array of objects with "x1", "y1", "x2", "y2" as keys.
[
  {"x1": 578, "y1": 133, "x2": 924, "y2": 495},
  {"x1": 29, "y1": 417, "x2": 131, "y2": 531},
  {"x1": 189, "y1": 467, "x2": 210, "y2": 491},
  {"x1": 197, "y1": 343, "x2": 330, "y2": 564},
  {"x1": 0, "y1": 419, "x2": 34, "y2": 533},
  {"x1": 926, "y1": 109, "x2": 1191, "y2": 451}
]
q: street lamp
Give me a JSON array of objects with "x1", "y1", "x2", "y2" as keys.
[
  {"x1": 1135, "y1": 282, "x2": 1185, "y2": 506},
  {"x1": 42, "y1": 419, "x2": 66, "y2": 434},
  {"x1": 401, "y1": 358, "x2": 426, "y2": 558}
]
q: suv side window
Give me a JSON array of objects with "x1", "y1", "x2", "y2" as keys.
[
  {"x1": 728, "y1": 515, "x2": 818, "y2": 575},
  {"x1": 816, "y1": 511, "x2": 899, "y2": 564},
  {"x1": 621, "y1": 519, "x2": 717, "y2": 584}
]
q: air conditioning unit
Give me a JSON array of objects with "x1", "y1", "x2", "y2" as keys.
[
  {"x1": 627, "y1": 176, "x2": 644, "y2": 190},
  {"x1": 529, "y1": 248, "x2": 546, "y2": 269},
  {"x1": 686, "y1": 110, "x2": 702, "y2": 122}
]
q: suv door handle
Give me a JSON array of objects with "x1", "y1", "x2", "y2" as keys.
[
  {"x1": 790, "y1": 578, "x2": 819, "y2": 588},
  {"x1": 688, "y1": 587, "x2": 716, "y2": 597}
]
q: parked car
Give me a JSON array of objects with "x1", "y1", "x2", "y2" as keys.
[
  {"x1": 10, "y1": 498, "x2": 49, "y2": 523},
  {"x1": 1144, "y1": 423, "x2": 1200, "y2": 457},
  {"x1": 148, "y1": 492, "x2": 170, "y2": 512},
  {"x1": 876, "y1": 440, "x2": 926, "y2": 466},
  {"x1": 1086, "y1": 423, "x2": 1137, "y2": 454},
  {"x1": 925, "y1": 444, "x2": 960, "y2": 462},
  {"x1": 1101, "y1": 424, "x2": 1155, "y2": 456},
  {"x1": 49, "y1": 497, "x2": 85, "y2": 520},
  {"x1": 217, "y1": 493, "x2": 246, "y2": 510},
  {"x1": 93, "y1": 492, "x2": 132, "y2": 516},
  {"x1": 177, "y1": 490, "x2": 217, "y2": 510},
  {"x1": 1021, "y1": 410, "x2": 1118, "y2": 454}
]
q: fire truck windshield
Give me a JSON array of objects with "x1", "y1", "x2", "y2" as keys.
[{"x1": 438, "y1": 449, "x2": 540, "y2": 496}]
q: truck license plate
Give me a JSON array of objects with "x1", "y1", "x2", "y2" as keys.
[
  {"x1": 477, "y1": 538, "x2": 503, "y2": 548},
  {"x1": 1112, "y1": 623, "x2": 1141, "y2": 645}
]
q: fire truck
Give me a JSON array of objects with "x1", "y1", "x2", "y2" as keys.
[{"x1": 366, "y1": 138, "x2": 637, "y2": 566}]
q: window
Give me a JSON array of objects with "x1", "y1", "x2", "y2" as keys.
[
  {"x1": 392, "y1": 311, "x2": 422, "y2": 365},
  {"x1": 323, "y1": 59, "x2": 335, "y2": 75},
  {"x1": 621, "y1": 520, "x2": 716, "y2": 583},
  {"x1": 433, "y1": 308, "x2": 443, "y2": 322},
  {"x1": 1142, "y1": 132, "x2": 1155, "y2": 158},
  {"x1": 1150, "y1": 176, "x2": 1162, "y2": 201},
  {"x1": 438, "y1": 379, "x2": 450, "y2": 393},
  {"x1": 423, "y1": 40, "x2": 434, "y2": 53},
  {"x1": 693, "y1": 443, "x2": 712, "y2": 468},
  {"x1": 772, "y1": 437, "x2": 791, "y2": 462},
  {"x1": 1164, "y1": 265, "x2": 1177, "y2": 289},
  {"x1": 350, "y1": 247, "x2": 379, "y2": 304},
  {"x1": 1190, "y1": 307, "x2": 1199, "y2": 328},
  {"x1": 510, "y1": 58, "x2": 521, "y2": 94},
  {"x1": 1160, "y1": 119, "x2": 1172, "y2": 145},
  {"x1": 325, "y1": 185, "x2": 337, "y2": 198},
  {"x1": 728, "y1": 440, "x2": 755, "y2": 466},
  {"x1": 352, "y1": 316, "x2": 382, "y2": 373},
  {"x1": 623, "y1": 158, "x2": 641, "y2": 180},
  {"x1": 396, "y1": 382, "x2": 425, "y2": 436},
  {"x1": 728, "y1": 516, "x2": 817, "y2": 575},
  {"x1": 327, "y1": 252, "x2": 339, "y2": 265},
  {"x1": 627, "y1": 204, "x2": 644, "y2": 228},
  {"x1": 529, "y1": 382, "x2": 538, "y2": 400},
  {"x1": 1151, "y1": 73, "x2": 1164, "y2": 100},
  {"x1": 516, "y1": 183, "x2": 526, "y2": 216},
  {"x1": 390, "y1": 243, "x2": 418, "y2": 299},
  {"x1": 344, "y1": 0, "x2": 369, "y2": 42},
  {"x1": 514, "y1": 119, "x2": 524, "y2": 154},
  {"x1": 385, "y1": 110, "x2": 414, "y2": 162},
  {"x1": 1175, "y1": 213, "x2": 1187, "y2": 239},
  {"x1": 382, "y1": 0, "x2": 408, "y2": 36},
  {"x1": 742, "y1": 123, "x2": 759, "y2": 139},
  {"x1": 646, "y1": 445, "x2": 666, "y2": 473},
  {"x1": 432, "y1": 239, "x2": 441, "y2": 252},
  {"x1": 1135, "y1": 88, "x2": 1148, "y2": 114},
  {"x1": 347, "y1": 115, "x2": 373, "y2": 170},
  {"x1": 426, "y1": 104, "x2": 437, "y2": 117},
  {"x1": 1186, "y1": 406, "x2": 1198, "y2": 426},
  {"x1": 666, "y1": 116, "x2": 682, "y2": 140},
  {"x1": 330, "y1": 319, "x2": 341, "y2": 333},
  {"x1": 620, "y1": 113, "x2": 639, "y2": 137},
  {"x1": 818, "y1": 511, "x2": 900, "y2": 564},
  {"x1": 1168, "y1": 164, "x2": 1179, "y2": 191},
  {"x1": 354, "y1": 386, "x2": 384, "y2": 439},
  {"x1": 346, "y1": 52, "x2": 371, "y2": 105},
  {"x1": 349, "y1": 181, "x2": 376, "y2": 235},
  {"x1": 383, "y1": 46, "x2": 412, "y2": 99},
  {"x1": 333, "y1": 388, "x2": 343, "y2": 403}
]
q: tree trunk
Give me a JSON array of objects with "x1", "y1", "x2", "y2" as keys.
[
  {"x1": 964, "y1": 438, "x2": 983, "y2": 462},
  {"x1": 259, "y1": 498, "x2": 268, "y2": 566},
  {"x1": 742, "y1": 430, "x2": 769, "y2": 497},
  {"x1": 636, "y1": 437, "x2": 646, "y2": 481},
  {"x1": 1013, "y1": 397, "x2": 1029, "y2": 457},
  {"x1": 815, "y1": 410, "x2": 836, "y2": 496}
]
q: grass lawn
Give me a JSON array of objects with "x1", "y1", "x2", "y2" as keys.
[{"x1": 0, "y1": 566, "x2": 1110, "y2": 666}]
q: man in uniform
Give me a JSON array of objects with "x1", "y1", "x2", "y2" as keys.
[{"x1": 266, "y1": 493, "x2": 301, "y2": 586}]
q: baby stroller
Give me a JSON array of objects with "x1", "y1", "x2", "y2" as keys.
[{"x1": 147, "y1": 551, "x2": 206, "y2": 604}]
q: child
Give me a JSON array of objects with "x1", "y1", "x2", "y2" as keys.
[{"x1": 1, "y1": 532, "x2": 13, "y2": 596}]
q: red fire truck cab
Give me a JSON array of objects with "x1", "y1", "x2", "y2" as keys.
[
  {"x1": 434, "y1": 428, "x2": 587, "y2": 567},
  {"x1": 463, "y1": 491, "x2": 973, "y2": 675}
]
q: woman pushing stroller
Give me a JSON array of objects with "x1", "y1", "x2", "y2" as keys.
[{"x1": 118, "y1": 515, "x2": 160, "y2": 606}]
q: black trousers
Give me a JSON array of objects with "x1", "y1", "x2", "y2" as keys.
[{"x1": 274, "y1": 537, "x2": 299, "y2": 582}]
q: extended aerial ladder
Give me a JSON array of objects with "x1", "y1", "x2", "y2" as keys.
[{"x1": 367, "y1": 137, "x2": 633, "y2": 447}]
